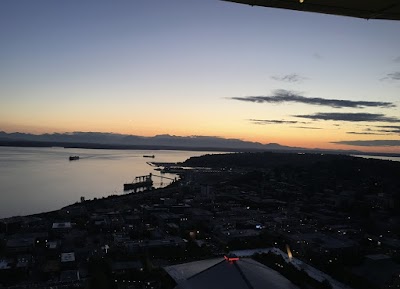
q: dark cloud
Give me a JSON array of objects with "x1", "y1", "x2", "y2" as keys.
[
  {"x1": 346, "y1": 131, "x2": 390, "y2": 136},
  {"x1": 378, "y1": 130, "x2": 400, "y2": 134},
  {"x1": 374, "y1": 126, "x2": 400, "y2": 134},
  {"x1": 294, "y1": 112, "x2": 400, "y2": 123},
  {"x1": 249, "y1": 120, "x2": 322, "y2": 130},
  {"x1": 332, "y1": 140, "x2": 400, "y2": 147},
  {"x1": 231, "y1": 89, "x2": 395, "y2": 109},
  {"x1": 378, "y1": 125, "x2": 400, "y2": 129},
  {"x1": 271, "y1": 74, "x2": 307, "y2": 83},
  {"x1": 382, "y1": 72, "x2": 400, "y2": 81},
  {"x1": 249, "y1": 119, "x2": 301, "y2": 125},
  {"x1": 292, "y1": 126, "x2": 322, "y2": 130},
  {"x1": 347, "y1": 126, "x2": 400, "y2": 135}
]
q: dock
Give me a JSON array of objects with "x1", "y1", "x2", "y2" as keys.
[{"x1": 123, "y1": 174, "x2": 153, "y2": 192}]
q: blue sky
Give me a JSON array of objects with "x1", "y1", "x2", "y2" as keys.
[{"x1": 1, "y1": 0, "x2": 399, "y2": 152}]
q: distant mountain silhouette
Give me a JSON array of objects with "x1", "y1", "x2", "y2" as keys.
[
  {"x1": 1, "y1": 131, "x2": 392, "y2": 156},
  {"x1": 0, "y1": 131, "x2": 300, "y2": 151}
]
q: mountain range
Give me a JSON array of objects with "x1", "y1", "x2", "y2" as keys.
[
  {"x1": 0, "y1": 131, "x2": 292, "y2": 150},
  {"x1": 0, "y1": 131, "x2": 395, "y2": 156}
]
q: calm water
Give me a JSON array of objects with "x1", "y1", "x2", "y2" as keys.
[{"x1": 0, "y1": 147, "x2": 217, "y2": 218}]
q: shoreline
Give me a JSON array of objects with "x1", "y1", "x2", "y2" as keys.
[
  {"x1": 0, "y1": 180, "x2": 181, "y2": 221},
  {"x1": 1, "y1": 147, "x2": 399, "y2": 220}
]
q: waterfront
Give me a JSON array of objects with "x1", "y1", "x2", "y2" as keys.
[
  {"x1": 1, "y1": 149, "x2": 399, "y2": 288},
  {"x1": 0, "y1": 146, "x2": 218, "y2": 218},
  {"x1": 1, "y1": 148, "x2": 398, "y2": 219}
]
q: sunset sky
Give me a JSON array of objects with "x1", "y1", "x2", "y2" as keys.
[{"x1": 1, "y1": 0, "x2": 399, "y2": 153}]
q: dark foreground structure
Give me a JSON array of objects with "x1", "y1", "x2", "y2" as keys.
[
  {"x1": 165, "y1": 256, "x2": 299, "y2": 289},
  {"x1": 223, "y1": 0, "x2": 400, "y2": 21}
]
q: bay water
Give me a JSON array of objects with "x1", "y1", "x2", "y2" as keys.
[{"x1": 0, "y1": 146, "x2": 216, "y2": 218}]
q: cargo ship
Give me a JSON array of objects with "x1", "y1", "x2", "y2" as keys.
[
  {"x1": 143, "y1": 155, "x2": 155, "y2": 158},
  {"x1": 69, "y1": 156, "x2": 80, "y2": 161}
]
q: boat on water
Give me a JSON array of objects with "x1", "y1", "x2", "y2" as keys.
[
  {"x1": 143, "y1": 155, "x2": 155, "y2": 158},
  {"x1": 69, "y1": 156, "x2": 80, "y2": 161}
]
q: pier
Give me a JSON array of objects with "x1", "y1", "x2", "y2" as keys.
[
  {"x1": 123, "y1": 174, "x2": 153, "y2": 192},
  {"x1": 123, "y1": 173, "x2": 177, "y2": 192}
]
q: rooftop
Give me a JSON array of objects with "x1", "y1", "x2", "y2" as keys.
[{"x1": 164, "y1": 257, "x2": 299, "y2": 289}]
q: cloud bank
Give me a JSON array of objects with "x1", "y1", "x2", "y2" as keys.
[
  {"x1": 346, "y1": 125, "x2": 400, "y2": 135},
  {"x1": 376, "y1": 125, "x2": 400, "y2": 134},
  {"x1": 232, "y1": 89, "x2": 395, "y2": 109},
  {"x1": 294, "y1": 112, "x2": 400, "y2": 123}
]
